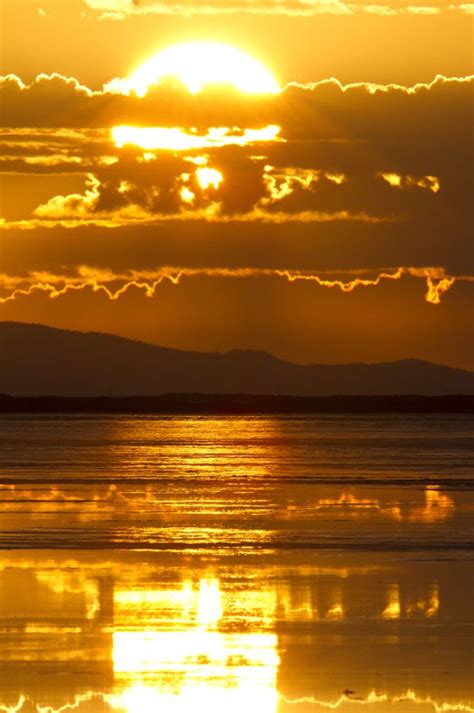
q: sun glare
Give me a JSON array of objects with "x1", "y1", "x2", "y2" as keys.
[
  {"x1": 108, "y1": 42, "x2": 280, "y2": 97},
  {"x1": 111, "y1": 125, "x2": 282, "y2": 151}
]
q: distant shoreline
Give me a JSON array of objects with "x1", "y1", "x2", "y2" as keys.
[{"x1": 0, "y1": 394, "x2": 473, "y2": 414}]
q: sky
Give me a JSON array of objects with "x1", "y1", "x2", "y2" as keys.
[{"x1": 0, "y1": 0, "x2": 473, "y2": 369}]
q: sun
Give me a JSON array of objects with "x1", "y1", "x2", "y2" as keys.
[{"x1": 110, "y1": 42, "x2": 280, "y2": 97}]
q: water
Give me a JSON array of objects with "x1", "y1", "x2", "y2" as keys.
[{"x1": 0, "y1": 414, "x2": 473, "y2": 712}]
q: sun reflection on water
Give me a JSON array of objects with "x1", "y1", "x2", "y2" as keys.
[
  {"x1": 111, "y1": 576, "x2": 279, "y2": 713},
  {"x1": 0, "y1": 554, "x2": 472, "y2": 712}
]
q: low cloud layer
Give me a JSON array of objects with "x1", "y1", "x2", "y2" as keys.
[{"x1": 1, "y1": 73, "x2": 472, "y2": 137}]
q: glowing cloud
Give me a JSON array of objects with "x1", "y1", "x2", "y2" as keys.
[
  {"x1": 196, "y1": 167, "x2": 223, "y2": 190},
  {"x1": 83, "y1": 0, "x2": 474, "y2": 17},
  {"x1": 180, "y1": 186, "x2": 196, "y2": 204},
  {"x1": 379, "y1": 172, "x2": 441, "y2": 192},
  {"x1": 0, "y1": 265, "x2": 468, "y2": 306},
  {"x1": 111, "y1": 125, "x2": 282, "y2": 151}
]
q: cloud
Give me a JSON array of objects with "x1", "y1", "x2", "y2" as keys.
[
  {"x1": 405, "y1": 4, "x2": 440, "y2": 11},
  {"x1": 1, "y1": 73, "x2": 472, "y2": 137},
  {"x1": 0, "y1": 128, "x2": 119, "y2": 174},
  {"x1": 21, "y1": 165, "x2": 402, "y2": 223},
  {"x1": 1, "y1": 74, "x2": 471, "y2": 222},
  {"x1": 81, "y1": 0, "x2": 474, "y2": 15},
  {"x1": 0, "y1": 264, "x2": 469, "y2": 306},
  {"x1": 0, "y1": 70, "x2": 472, "y2": 369}
]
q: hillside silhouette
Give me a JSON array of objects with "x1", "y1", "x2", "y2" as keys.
[{"x1": 1, "y1": 321, "x2": 473, "y2": 397}]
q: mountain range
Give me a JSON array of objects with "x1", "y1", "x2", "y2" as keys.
[{"x1": 1, "y1": 321, "x2": 473, "y2": 396}]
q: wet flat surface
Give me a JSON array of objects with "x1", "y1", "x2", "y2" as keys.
[{"x1": 0, "y1": 414, "x2": 472, "y2": 711}]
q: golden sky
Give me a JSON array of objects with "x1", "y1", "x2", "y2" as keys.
[{"x1": 0, "y1": 0, "x2": 473, "y2": 368}]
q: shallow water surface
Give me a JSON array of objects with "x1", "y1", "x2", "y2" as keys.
[{"x1": 0, "y1": 414, "x2": 472, "y2": 711}]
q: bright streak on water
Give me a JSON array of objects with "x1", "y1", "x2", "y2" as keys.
[{"x1": 0, "y1": 414, "x2": 472, "y2": 712}]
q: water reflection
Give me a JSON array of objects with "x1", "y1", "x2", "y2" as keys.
[
  {"x1": 0, "y1": 415, "x2": 472, "y2": 711},
  {"x1": 0, "y1": 552, "x2": 472, "y2": 712},
  {"x1": 0, "y1": 483, "x2": 456, "y2": 523},
  {"x1": 306, "y1": 485, "x2": 455, "y2": 523},
  {"x1": 112, "y1": 574, "x2": 279, "y2": 713},
  {"x1": 408, "y1": 487, "x2": 456, "y2": 523},
  {"x1": 112, "y1": 629, "x2": 279, "y2": 712},
  {"x1": 0, "y1": 483, "x2": 467, "y2": 553}
]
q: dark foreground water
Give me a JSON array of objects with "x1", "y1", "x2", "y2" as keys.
[{"x1": 0, "y1": 414, "x2": 473, "y2": 712}]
